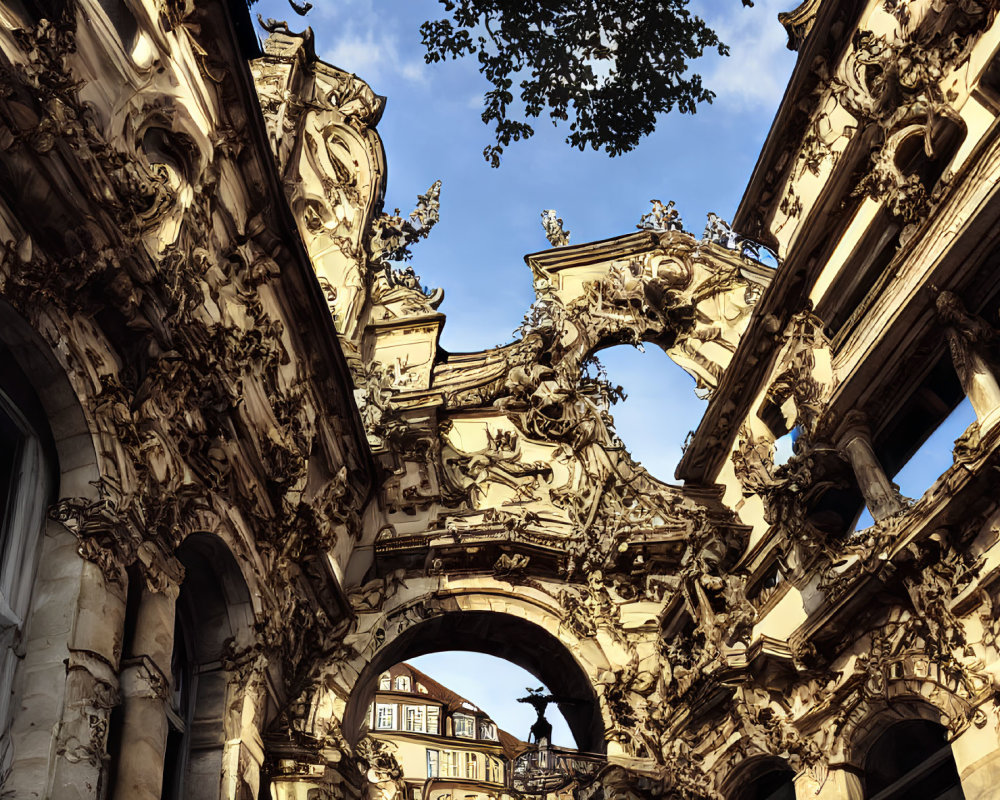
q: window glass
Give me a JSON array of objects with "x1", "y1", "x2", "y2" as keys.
[
  {"x1": 464, "y1": 752, "x2": 478, "y2": 779},
  {"x1": 426, "y1": 706, "x2": 440, "y2": 734},
  {"x1": 453, "y1": 714, "x2": 474, "y2": 738},
  {"x1": 0, "y1": 403, "x2": 21, "y2": 548},
  {"x1": 405, "y1": 705, "x2": 425, "y2": 733},
  {"x1": 395, "y1": 676, "x2": 411, "y2": 692},
  {"x1": 440, "y1": 750, "x2": 460, "y2": 778},
  {"x1": 376, "y1": 703, "x2": 396, "y2": 729},
  {"x1": 426, "y1": 749, "x2": 439, "y2": 778},
  {"x1": 379, "y1": 673, "x2": 391, "y2": 690}
]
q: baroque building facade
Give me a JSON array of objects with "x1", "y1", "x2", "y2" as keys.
[{"x1": 0, "y1": 0, "x2": 999, "y2": 798}]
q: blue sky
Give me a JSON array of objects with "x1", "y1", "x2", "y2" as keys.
[{"x1": 252, "y1": 0, "x2": 973, "y2": 750}]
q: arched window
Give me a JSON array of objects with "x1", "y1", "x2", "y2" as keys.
[
  {"x1": 862, "y1": 718, "x2": 964, "y2": 799},
  {"x1": 0, "y1": 354, "x2": 53, "y2": 735},
  {"x1": 394, "y1": 675, "x2": 411, "y2": 692},
  {"x1": 726, "y1": 758, "x2": 795, "y2": 800},
  {"x1": 733, "y1": 769, "x2": 795, "y2": 800}
]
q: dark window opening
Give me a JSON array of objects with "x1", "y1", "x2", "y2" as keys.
[
  {"x1": 975, "y1": 48, "x2": 1000, "y2": 111},
  {"x1": 894, "y1": 118, "x2": 964, "y2": 199},
  {"x1": 22, "y1": 0, "x2": 66, "y2": 22},
  {"x1": 98, "y1": 0, "x2": 137, "y2": 51},
  {"x1": 874, "y1": 352, "x2": 965, "y2": 481},
  {"x1": 757, "y1": 399, "x2": 789, "y2": 440},
  {"x1": 863, "y1": 719, "x2": 964, "y2": 800},
  {"x1": 822, "y1": 209, "x2": 902, "y2": 342},
  {"x1": 161, "y1": 612, "x2": 193, "y2": 800},
  {"x1": 734, "y1": 769, "x2": 795, "y2": 800}
]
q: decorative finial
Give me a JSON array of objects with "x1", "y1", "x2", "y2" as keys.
[
  {"x1": 637, "y1": 199, "x2": 683, "y2": 233},
  {"x1": 541, "y1": 210, "x2": 570, "y2": 247}
]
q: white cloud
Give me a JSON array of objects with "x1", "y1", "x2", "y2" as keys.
[
  {"x1": 295, "y1": 0, "x2": 428, "y2": 86},
  {"x1": 702, "y1": 0, "x2": 797, "y2": 113}
]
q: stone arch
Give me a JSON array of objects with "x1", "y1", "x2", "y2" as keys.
[
  {"x1": 845, "y1": 696, "x2": 957, "y2": 764},
  {"x1": 0, "y1": 298, "x2": 100, "y2": 504},
  {"x1": 337, "y1": 581, "x2": 611, "y2": 754},
  {"x1": 718, "y1": 755, "x2": 795, "y2": 800},
  {"x1": 0, "y1": 298, "x2": 122, "y2": 795},
  {"x1": 839, "y1": 675, "x2": 984, "y2": 764},
  {"x1": 523, "y1": 232, "x2": 771, "y2": 400},
  {"x1": 847, "y1": 698, "x2": 965, "y2": 799}
]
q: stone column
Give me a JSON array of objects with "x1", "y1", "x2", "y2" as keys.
[
  {"x1": 110, "y1": 580, "x2": 179, "y2": 800},
  {"x1": 48, "y1": 552, "x2": 128, "y2": 800},
  {"x1": 936, "y1": 291, "x2": 1000, "y2": 429},
  {"x1": 836, "y1": 413, "x2": 903, "y2": 523}
]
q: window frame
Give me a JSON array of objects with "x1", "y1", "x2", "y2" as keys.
[
  {"x1": 404, "y1": 704, "x2": 426, "y2": 733},
  {"x1": 453, "y1": 713, "x2": 475, "y2": 738},
  {"x1": 478, "y1": 720, "x2": 497, "y2": 741},
  {"x1": 375, "y1": 703, "x2": 396, "y2": 730}
]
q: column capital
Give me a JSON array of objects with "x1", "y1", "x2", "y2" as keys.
[
  {"x1": 136, "y1": 541, "x2": 184, "y2": 598},
  {"x1": 834, "y1": 410, "x2": 872, "y2": 449},
  {"x1": 119, "y1": 655, "x2": 170, "y2": 702}
]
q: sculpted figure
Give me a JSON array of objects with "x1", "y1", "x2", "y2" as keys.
[{"x1": 936, "y1": 290, "x2": 1000, "y2": 426}]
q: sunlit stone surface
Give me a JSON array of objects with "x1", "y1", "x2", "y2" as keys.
[{"x1": 0, "y1": 1, "x2": 998, "y2": 798}]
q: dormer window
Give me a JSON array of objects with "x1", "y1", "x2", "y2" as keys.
[
  {"x1": 479, "y1": 721, "x2": 497, "y2": 741},
  {"x1": 453, "y1": 713, "x2": 475, "y2": 738},
  {"x1": 379, "y1": 672, "x2": 391, "y2": 690},
  {"x1": 394, "y1": 675, "x2": 411, "y2": 692}
]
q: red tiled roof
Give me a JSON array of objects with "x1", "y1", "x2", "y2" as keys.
[{"x1": 381, "y1": 662, "x2": 529, "y2": 758}]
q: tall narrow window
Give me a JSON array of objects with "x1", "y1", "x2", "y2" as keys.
[
  {"x1": 441, "y1": 750, "x2": 459, "y2": 778},
  {"x1": 426, "y1": 749, "x2": 439, "y2": 778},
  {"x1": 379, "y1": 672, "x2": 391, "y2": 690},
  {"x1": 426, "y1": 706, "x2": 440, "y2": 734},
  {"x1": 464, "y1": 752, "x2": 478, "y2": 780},
  {"x1": 160, "y1": 617, "x2": 194, "y2": 799},
  {"x1": 405, "y1": 705, "x2": 425, "y2": 733},
  {"x1": 394, "y1": 675, "x2": 411, "y2": 692},
  {"x1": 453, "y1": 713, "x2": 474, "y2": 738},
  {"x1": 0, "y1": 360, "x2": 53, "y2": 740},
  {"x1": 376, "y1": 703, "x2": 396, "y2": 730}
]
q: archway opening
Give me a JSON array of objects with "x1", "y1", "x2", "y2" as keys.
[
  {"x1": 595, "y1": 345, "x2": 707, "y2": 482},
  {"x1": 342, "y1": 610, "x2": 604, "y2": 754},
  {"x1": 366, "y1": 656, "x2": 576, "y2": 800}
]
